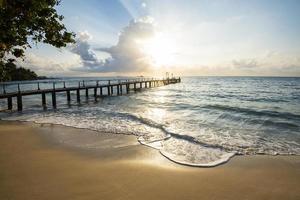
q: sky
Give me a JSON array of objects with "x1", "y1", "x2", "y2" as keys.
[{"x1": 21, "y1": 0, "x2": 300, "y2": 77}]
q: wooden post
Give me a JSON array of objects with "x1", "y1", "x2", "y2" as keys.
[
  {"x1": 149, "y1": 81, "x2": 152, "y2": 88},
  {"x1": 117, "y1": 85, "x2": 120, "y2": 95},
  {"x1": 17, "y1": 93, "x2": 22, "y2": 111},
  {"x1": 107, "y1": 86, "x2": 110, "y2": 96},
  {"x1": 85, "y1": 88, "x2": 89, "y2": 98},
  {"x1": 77, "y1": 89, "x2": 80, "y2": 102},
  {"x1": 120, "y1": 84, "x2": 123, "y2": 94},
  {"x1": 111, "y1": 86, "x2": 114, "y2": 95},
  {"x1": 125, "y1": 84, "x2": 128, "y2": 93},
  {"x1": 52, "y1": 91, "x2": 56, "y2": 108},
  {"x1": 134, "y1": 83, "x2": 136, "y2": 92},
  {"x1": 67, "y1": 91, "x2": 71, "y2": 102},
  {"x1": 94, "y1": 88, "x2": 97, "y2": 97},
  {"x1": 145, "y1": 82, "x2": 147, "y2": 88},
  {"x1": 100, "y1": 87, "x2": 103, "y2": 96},
  {"x1": 140, "y1": 82, "x2": 142, "y2": 89},
  {"x1": 94, "y1": 88, "x2": 97, "y2": 101},
  {"x1": 7, "y1": 97, "x2": 12, "y2": 110},
  {"x1": 42, "y1": 92, "x2": 46, "y2": 109}
]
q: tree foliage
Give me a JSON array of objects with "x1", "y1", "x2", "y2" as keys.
[
  {"x1": 0, "y1": 0, "x2": 75, "y2": 81},
  {"x1": 1, "y1": 61, "x2": 38, "y2": 81}
]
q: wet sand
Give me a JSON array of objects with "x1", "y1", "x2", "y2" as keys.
[{"x1": 0, "y1": 121, "x2": 299, "y2": 200}]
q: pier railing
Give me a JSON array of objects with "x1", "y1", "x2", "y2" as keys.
[{"x1": 0, "y1": 77, "x2": 181, "y2": 111}]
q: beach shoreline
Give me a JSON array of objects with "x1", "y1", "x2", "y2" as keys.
[{"x1": 0, "y1": 121, "x2": 299, "y2": 200}]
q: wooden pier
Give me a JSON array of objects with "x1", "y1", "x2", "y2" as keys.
[{"x1": 0, "y1": 78, "x2": 181, "y2": 111}]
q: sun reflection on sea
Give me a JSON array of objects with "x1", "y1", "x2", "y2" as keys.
[{"x1": 146, "y1": 108, "x2": 166, "y2": 123}]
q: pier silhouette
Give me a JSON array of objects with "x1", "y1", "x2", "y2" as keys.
[{"x1": 0, "y1": 77, "x2": 181, "y2": 111}]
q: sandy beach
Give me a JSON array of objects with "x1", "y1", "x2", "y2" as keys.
[{"x1": 0, "y1": 121, "x2": 299, "y2": 200}]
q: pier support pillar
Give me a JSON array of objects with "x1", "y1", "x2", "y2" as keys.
[
  {"x1": 7, "y1": 97, "x2": 12, "y2": 110},
  {"x1": 94, "y1": 88, "x2": 97, "y2": 97},
  {"x1": 111, "y1": 86, "x2": 114, "y2": 95},
  {"x1": 107, "y1": 86, "x2": 110, "y2": 96},
  {"x1": 117, "y1": 85, "x2": 120, "y2": 95},
  {"x1": 17, "y1": 93, "x2": 22, "y2": 111},
  {"x1": 134, "y1": 83, "x2": 136, "y2": 92},
  {"x1": 86, "y1": 88, "x2": 89, "y2": 98},
  {"x1": 42, "y1": 92, "x2": 46, "y2": 109},
  {"x1": 67, "y1": 91, "x2": 71, "y2": 102},
  {"x1": 77, "y1": 89, "x2": 80, "y2": 102},
  {"x1": 100, "y1": 87, "x2": 103, "y2": 96},
  {"x1": 52, "y1": 92, "x2": 56, "y2": 109},
  {"x1": 126, "y1": 84, "x2": 129, "y2": 94}
]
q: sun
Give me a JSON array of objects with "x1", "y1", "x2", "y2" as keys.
[{"x1": 140, "y1": 33, "x2": 176, "y2": 66}]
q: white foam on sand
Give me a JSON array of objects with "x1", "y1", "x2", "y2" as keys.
[
  {"x1": 138, "y1": 136, "x2": 235, "y2": 167},
  {"x1": 160, "y1": 138, "x2": 235, "y2": 167}
]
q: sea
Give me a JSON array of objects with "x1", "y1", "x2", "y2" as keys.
[{"x1": 0, "y1": 77, "x2": 300, "y2": 167}]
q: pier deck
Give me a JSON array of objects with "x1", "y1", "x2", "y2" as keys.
[{"x1": 0, "y1": 78, "x2": 181, "y2": 111}]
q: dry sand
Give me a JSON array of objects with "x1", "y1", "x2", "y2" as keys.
[{"x1": 0, "y1": 121, "x2": 299, "y2": 200}]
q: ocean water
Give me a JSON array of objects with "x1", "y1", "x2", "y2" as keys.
[{"x1": 1, "y1": 77, "x2": 300, "y2": 166}]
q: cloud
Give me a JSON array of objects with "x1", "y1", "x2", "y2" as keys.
[
  {"x1": 19, "y1": 52, "x2": 80, "y2": 76},
  {"x1": 141, "y1": 2, "x2": 147, "y2": 8},
  {"x1": 232, "y1": 58, "x2": 259, "y2": 69},
  {"x1": 70, "y1": 31, "x2": 106, "y2": 69},
  {"x1": 71, "y1": 17, "x2": 156, "y2": 73},
  {"x1": 229, "y1": 54, "x2": 300, "y2": 76}
]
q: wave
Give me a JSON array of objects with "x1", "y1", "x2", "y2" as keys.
[
  {"x1": 1, "y1": 109, "x2": 237, "y2": 167},
  {"x1": 201, "y1": 104, "x2": 300, "y2": 120},
  {"x1": 2, "y1": 106, "x2": 300, "y2": 167}
]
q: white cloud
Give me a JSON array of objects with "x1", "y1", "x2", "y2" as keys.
[
  {"x1": 232, "y1": 59, "x2": 258, "y2": 69},
  {"x1": 19, "y1": 52, "x2": 80, "y2": 76},
  {"x1": 141, "y1": 2, "x2": 147, "y2": 8},
  {"x1": 228, "y1": 52, "x2": 300, "y2": 76},
  {"x1": 70, "y1": 31, "x2": 105, "y2": 68},
  {"x1": 72, "y1": 17, "x2": 156, "y2": 73}
]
